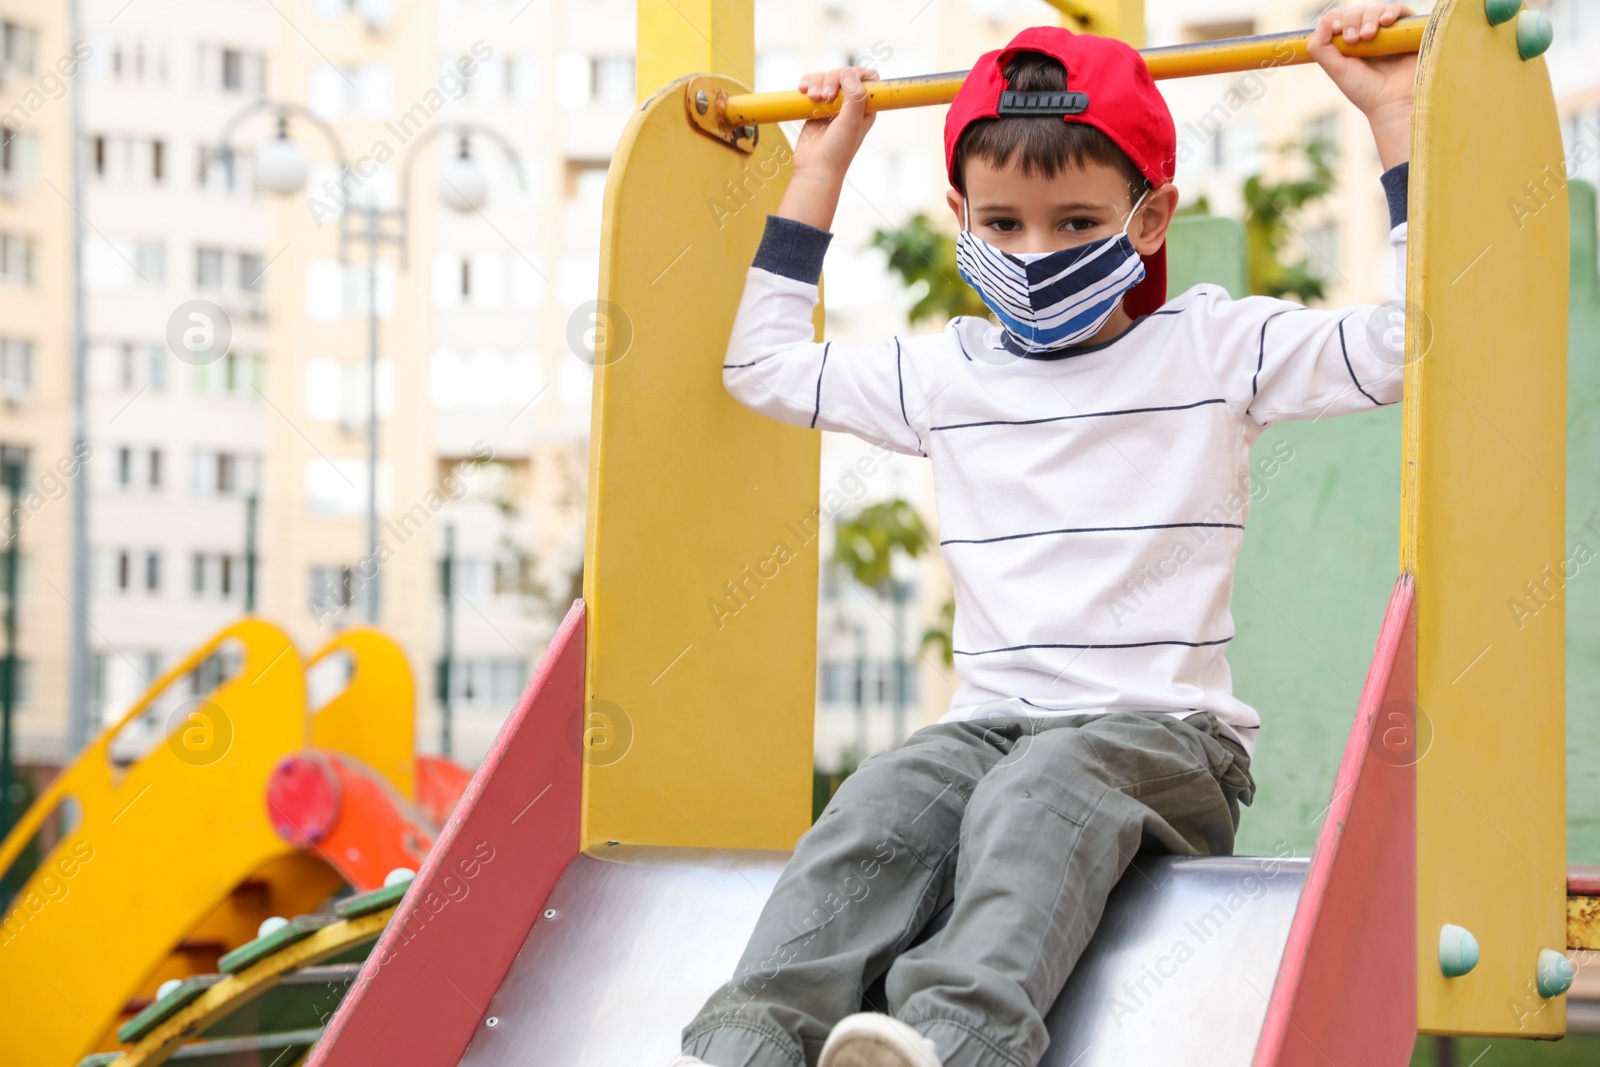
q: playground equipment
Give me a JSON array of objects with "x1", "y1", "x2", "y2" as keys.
[
  {"x1": 77, "y1": 875, "x2": 411, "y2": 1067},
  {"x1": 199, "y1": 1, "x2": 1577, "y2": 1064},
  {"x1": 0, "y1": 623, "x2": 467, "y2": 1066}
]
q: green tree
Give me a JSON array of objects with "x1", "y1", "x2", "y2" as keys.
[
  {"x1": 870, "y1": 214, "x2": 991, "y2": 325},
  {"x1": 1244, "y1": 139, "x2": 1337, "y2": 302},
  {"x1": 816, "y1": 499, "x2": 934, "y2": 815},
  {"x1": 831, "y1": 499, "x2": 931, "y2": 591}
]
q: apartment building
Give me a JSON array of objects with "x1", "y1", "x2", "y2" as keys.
[
  {"x1": 0, "y1": 3, "x2": 75, "y2": 771},
  {"x1": 250, "y1": 0, "x2": 592, "y2": 764},
  {"x1": 77, "y1": 0, "x2": 278, "y2": 749},
  {"x1": 9, "y1": 0, "x2": 594, "y2": 770}
]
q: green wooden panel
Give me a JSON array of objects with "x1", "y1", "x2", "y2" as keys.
[
  {"x1": 1230, "y1": 403, "x2": 1401, "y2": 856},
  {"x1": 1220, "y1": 183, "x2": 1600, "y2": 862},
  {"x1": 218, "y1": 915, "x2": 335, "y2": 975},
  {"x1": 1565, "y1": 180, "x2": 1600, "y2": 865},
  {"x1": 116, "y1": 974, "x2": 224, "y2": 1044},
  {"x1": 1166, "y1": 215, "x2": 1249, "y2": 299}
]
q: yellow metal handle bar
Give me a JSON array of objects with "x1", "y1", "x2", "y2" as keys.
[{"x1": 720, "y1": 15, "x2": 1427, "y2": 127}]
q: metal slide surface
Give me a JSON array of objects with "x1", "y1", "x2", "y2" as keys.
[{"x1": 456, "y1": 847, "x2": 1306, "y2": 1065}]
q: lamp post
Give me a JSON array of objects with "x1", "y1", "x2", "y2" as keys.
[
  {"x1": 1, "y1": 453, "x2": 22, "y2": 838},
  {"x1": 217, "y1": 105, "x2": 524, "y2": 625}
]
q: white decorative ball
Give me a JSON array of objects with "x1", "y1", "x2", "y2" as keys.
[{"x1": 384, "y1": 867, "x2": 416, "y2": 887}]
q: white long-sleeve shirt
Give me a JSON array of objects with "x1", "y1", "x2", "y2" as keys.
[{"x1": 726, "y1": 179, "x2": 1409, "y2": 757}]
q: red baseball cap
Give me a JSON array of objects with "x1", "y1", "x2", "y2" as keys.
[{"x1": 944, "y1": 26, "x2": 1177, "y2": 318}]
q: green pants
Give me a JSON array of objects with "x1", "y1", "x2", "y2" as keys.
[{"x1": 681, "y1": 710, "x2": 1255, "y2": 1067}]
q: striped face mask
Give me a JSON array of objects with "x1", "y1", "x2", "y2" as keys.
[{"x1": 955, "y1": 191, "x2": 1149, "y2": 356}]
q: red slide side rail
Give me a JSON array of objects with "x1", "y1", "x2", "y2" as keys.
[
  {"x1": 1254, "y1": 576, "x2": 1418, "y2": 1067},
  {"x1": 308, "y1": 600, "x2": 587, "y2": 1066}
]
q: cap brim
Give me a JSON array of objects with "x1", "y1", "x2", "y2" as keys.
[{"x1": 1124, "y1": 244, "x2": 1166, "y2": 319}]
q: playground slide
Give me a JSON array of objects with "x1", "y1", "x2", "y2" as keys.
[
  {"x1": 307, "y1": 579, "x2": 1415, "y2": 1066},
  {"x1": 0, "y1": 622, "x2": 465, "y2": 1067}
]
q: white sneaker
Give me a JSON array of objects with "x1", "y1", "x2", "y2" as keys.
[{"x1": 819, "y1": 1013, "x2": 944, "y2": 1067}]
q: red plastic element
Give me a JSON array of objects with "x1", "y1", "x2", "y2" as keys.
[
  {"x1": 1569, "y1": 868, "x2": 1600, "y2": 896},
  {"x1": 415, "y1": 754, "x2": 474, "y2": 829},
  {"x1": 306, "y1": 600, "x2": 587, "y2": 1067},
  {"x1": 321, "y1": 753, "x2": 435, "y2": 890},
  {"x1": 266, "y1": 750, "x2": 438, "y2": 891},
  {"x1": 266, "y1": 753, "x2": 342, "y2": 846},
  {"x1": 1253, "y1": 576, "x2": 1418, "y2": 1067}
]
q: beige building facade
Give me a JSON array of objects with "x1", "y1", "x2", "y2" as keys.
[{"x1": 0, "y1": 1, "x2": 77, "y2": 772}]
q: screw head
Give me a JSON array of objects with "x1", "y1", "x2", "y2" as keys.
[
  {"x1": 485, "y1": 1016, "x2": 499, "y2": 1028},
  {"x1": 695, "y1": 90, "x2": 710, "y2": 115},
  {"x1": 742, "y1": 125, "x2": 759, "y2": 146},
  {"x1": 543, "y1": 908, "x2": 557, "y2": 920}
]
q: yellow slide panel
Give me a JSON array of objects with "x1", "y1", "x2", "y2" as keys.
[
  {"x1": 307, "y1": 628, "x2": 418, "y2": 800},
  {"x1": 583, "y1": 69, "x2": 818, "y2": 851},
  {"x1": 1406, "y1": 0, "x2": 1568, "y2": 1036}
]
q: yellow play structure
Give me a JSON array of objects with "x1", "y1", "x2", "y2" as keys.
[{"x1": 0, "y1": 622, "x2": 463, "y2": 1066}]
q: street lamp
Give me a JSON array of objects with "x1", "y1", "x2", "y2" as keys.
[
  {"x1": 217, "y1": 104, "x2": 525, "y2": 626},
  {"x1": 254, "y1": 121, "x2": 310, "y2": 196}
]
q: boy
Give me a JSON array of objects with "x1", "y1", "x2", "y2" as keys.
[{"x1": 675, "y1": 5, "x2": 1416, "y2": 1066}]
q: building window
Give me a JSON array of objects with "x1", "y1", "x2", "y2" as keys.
[
  {"x1": 117, "y1": 550, "x2": 131, "y2": 591},
  {"x1": 98, "y1": 341, "x2": 165, "y2": 391},
  {"x1": 198, "y1": 43, "x2": 265, "y2": 95},
  {"x1": 0, "y1": 21, "x2": 39, "y2": 80},
  {"x1": 0, "y1": 127, "x2": 38, "y2": 187},
  {"x1": 145, "y1": 551, "x2": 160, "y2": 592},
  {"x1": 117, "y1": 447, "x2": 132, "y2": 487},
  {"x1": 196, "y1": 246, "x2": 225, "y2": 288},
  {"x1": 150, "y1": 139, "x2": 164, "y2": 182},
  {"x1": 148, "y1": 448, "x2": 162, "y2": 489},
  {"x1": 820, "y1": 660, "x2": 850, "y2": 704},
  {"x1": 1303, "y1": 112, "x2": 1340, "y2": 161},
  {"x1": 192, "y1": 553, "x2": 239, "y2": 599},
  {"x1": 192, "y1": 448, "x2": 259, "y2": 497},
  {"x1": 439, "y1": 658, "x2": 531, "y2": 706},
  {"x1": 222, "y1": 49, "x2": 243, "y2": 91},
  {"x1": 1304, "y1": 222, "x2": 1341, "y2": 281},
  {"x1": 196, "y1": 144, "x2": 235, "y2": 191},
  {"x1": 309, "y1": 564, "x2": 372, "y2": 620},
  {"x1": 0, "y1": 337, "x2": 32, "y2": 402},
  {"x1": 134, "y1": 241, "x2": 165, "y2": 285},
  {"x1": 0, "y1": 232, "x2": 34, "y2": 285},
  {"x1": 239, "y1": 252, "x2": 263, "y2": 291}
]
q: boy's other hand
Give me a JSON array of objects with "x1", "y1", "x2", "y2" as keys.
[
  {"x1": 1309, "y1": 4, "x2": 1416, "y2": 170},
  {"x1": 777, "y1": 66, "x2": 879, "y2": 231}
]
